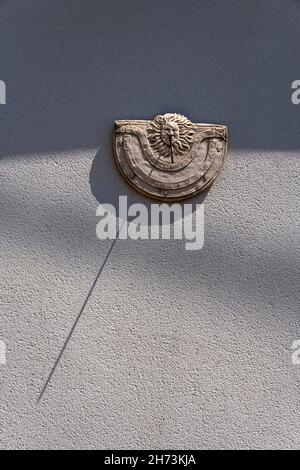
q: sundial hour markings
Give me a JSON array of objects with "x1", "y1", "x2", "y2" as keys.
[{"x1": 114, "y1": 113, "x2": 228, "y2": 200}]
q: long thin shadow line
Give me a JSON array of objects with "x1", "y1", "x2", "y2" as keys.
[{"x1": 37, "y1": 231, "x2": 121, "y2": 403}]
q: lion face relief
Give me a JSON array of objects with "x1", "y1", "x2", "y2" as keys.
[{"x1": 148, "y1": 113, "x2": 195, "y2": 160}]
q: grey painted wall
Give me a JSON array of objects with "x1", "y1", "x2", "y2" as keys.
[{"x1": 0, "y1": 0, "x2": 299, "y2": 449}]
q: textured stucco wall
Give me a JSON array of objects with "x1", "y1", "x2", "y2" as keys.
[{"x1": 0, "y1": 0, "x2": 299, "y2": 449}]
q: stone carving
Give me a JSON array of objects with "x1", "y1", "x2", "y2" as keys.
[
  {"x1": 113, "y1": 113, "x2": 228, "y2": 201},
  {"x1": 148, "y1": 113, "x2": 195, "y2": 159}
]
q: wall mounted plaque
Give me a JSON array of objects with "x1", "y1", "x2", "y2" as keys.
[{"x1": 113, "y1": 113, "x2": 228, "y2": 201}]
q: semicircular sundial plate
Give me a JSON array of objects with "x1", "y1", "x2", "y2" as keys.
[{"x1": 113, "y1": 113, "x2": 228, "y2": 201}]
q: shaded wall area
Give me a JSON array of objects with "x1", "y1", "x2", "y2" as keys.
[
  {"x1": 0, "y1": 0, "x2": 299, "y2": 450},
  {"x1": 0, "y1": 0, "x2": 300, "y2": 160}
]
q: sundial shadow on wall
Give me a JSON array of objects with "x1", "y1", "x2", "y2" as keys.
[{"x1": 90, "y1": 113, "x2": 228, "y2": 216}]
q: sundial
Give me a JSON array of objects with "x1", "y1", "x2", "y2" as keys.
[{"x1": 113, "y1": 113, "x2": 228, "y2": 201}]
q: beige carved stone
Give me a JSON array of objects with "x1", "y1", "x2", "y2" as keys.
[{"x1": 113, "y1": 113, "x2": 228, "y2": 201}]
